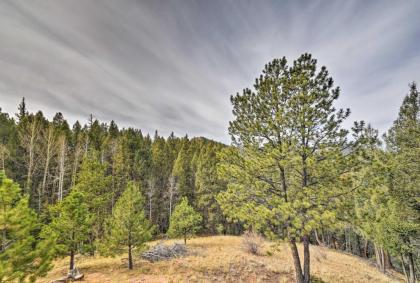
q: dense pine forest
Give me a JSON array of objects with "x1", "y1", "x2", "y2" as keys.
[{"x1": 0, "y1": 54, "x2": 419, "y2": 283}]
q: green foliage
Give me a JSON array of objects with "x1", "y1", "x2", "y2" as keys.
[
  {"x1": 0, "y1": 171, "x2": 53, "y2": 282},
  {"x1": 73, "y1": 154, "x2": 111, "y2": 245},
  {"x1": 168, "y1": 197, "x2": 202, "y2": 244},
  {"x1": 218, "y1": 54, "x2": 366, "y2": 239},
  {"x1": 195, "y1": 144, "x2": 227, "y2": 234},
  {"x1": 172, "y1": 142, "x2": 194, "y2": 202},
  {"x1": 1, "y1": 81, "x2": 418, "y2": 279},
  {"x1": 101, "y1": 182, "x2": 153, "y2": 258},
  {"x1": 386, "y1": 83, "x2": 420, "y2": 212},
  {"x1": 217, "y1": 54, "x2": 371, "y2": 283},
  {"x1": 1, "y1": 100, "x2": 227, "y2": 238},
  {"x1": 42, "y1": 190, "x2": 91, "y2": 267},
  {"x1": 384, "y1": 83, "x2": 419, "y2": 280},
  {"x1": 351, "y1": 84, "x2": 419, "y2": 279}
]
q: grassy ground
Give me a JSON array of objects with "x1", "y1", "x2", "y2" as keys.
[{"x1": 39, "y1": 236, "x2": 403, "y2": 283}]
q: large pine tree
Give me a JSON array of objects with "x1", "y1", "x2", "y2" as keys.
[{"x1": 218, "y1": 54, "x2": 367, "y2": 283}]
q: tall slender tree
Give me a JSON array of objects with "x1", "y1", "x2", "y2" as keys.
[
  {"x1": 384, "y1": 82, "x2": 419, "y2": 283},
  {"x1": 73, "y1": 154, "x2": 111, "y2": 250}
]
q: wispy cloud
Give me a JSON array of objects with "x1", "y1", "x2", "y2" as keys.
[{"x1": 0, "y1": 0, "x2": 419, "y2": 142}]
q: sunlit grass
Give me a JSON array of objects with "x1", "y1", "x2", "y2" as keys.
[{"x1": 39, "y1": 236, "x2": 403, "y2": 283}]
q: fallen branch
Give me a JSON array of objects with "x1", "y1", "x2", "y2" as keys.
[{"x1": 141, "y1": 242, "x2": 187, "y2": 262}]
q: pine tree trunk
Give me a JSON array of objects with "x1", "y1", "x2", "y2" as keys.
[
  {"x1": 375, "y1": 245, "x2": 386, "y2": 273},
  {"x1": 380, "y1": 247, "x2": 386, "y2": 272},
  {"x1": 320, "y1": 227, "x2": 325, "y2": 244},
  {"x1": 289, "y1": 239, "x2": 304, "y2": 283},
  {"x1": 407, "y1": 252, "x2": 416, "y2": 283},
  {"x1": 356, "y1": 235, "x2": 363, "y2": 257},
  {"x1": 184, "y1": 234, "x2": 187, "y2": 245},
  {"x1": 303, "y1": 235, "x2": 310, "y2": 283},
  {"x1": 70, "y1": 249, "x2": 75, "y2": 271},
  {"x1": 128, "y1": 244, "x2": 133, "y2": 270},
  {"x1": 400, "y1": 254, "x2": 409, "y2": 282},
  {"x1": 332, "y1": 234, "x2": 338, "y2": 250},
  {"x1": 384, "y1": 251, "x2": 392, "y2": 269},
  {"x1": 375, "y1": 244, "x2": 382, "y2": 270},
  {"x1": 363, "y1": 239, "x2": 369, "y2": 258}
]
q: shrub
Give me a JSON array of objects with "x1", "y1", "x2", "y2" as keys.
[{"x1": 242, "y1": 231, "x2": 264, "y2": 255}]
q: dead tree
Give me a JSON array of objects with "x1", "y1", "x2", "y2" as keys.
[{"x1": 57, "y1": 135, "x2": 67, "y2": 202}]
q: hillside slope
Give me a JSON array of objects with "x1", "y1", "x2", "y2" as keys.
[{"x1": 39, "y1": 236, "x2": 403, "y2": 283}]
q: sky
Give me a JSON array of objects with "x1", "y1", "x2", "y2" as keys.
[{"x1": 0, "y1": 0, "x2": 419, "y2": 143}]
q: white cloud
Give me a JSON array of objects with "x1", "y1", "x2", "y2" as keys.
[{"x1": 0, "y1": 0, "x2": 419, "y2": 143}]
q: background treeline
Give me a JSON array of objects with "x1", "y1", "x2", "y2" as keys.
[{"x1": 0, "y1": 99, "x2": 233, "y2": 236}]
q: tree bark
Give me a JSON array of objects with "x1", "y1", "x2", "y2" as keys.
[
  {"x1": 345, "y1": 229, "x2": 350, "y2": 252},
  {"x1": 400, "y1": 254, "x2": 409, "y2": 282},
  {"x1": 25, "y1": 119, "x2": 38, "y2": 194},
  {"x1": 363, "y1": 239, "x2": 369, "y2": 258},
  {"x1": 70, "y1": 249, "x2": 75, "y2": 271},
  {"x1": 303, "y1": 235, "x2": 310, "y2": 283},
  {"x1": 289, "y1": 239, "x2": 304, "y2": 283},
  {"x1": 320, "y1": 227, "x2": 325, "y2": 244},
  {"x1": 407, "y1": 252, "x2": 416, "y2": 283},
  {"x1": 384, "y1": 251, "x2": 393, "y2": 269},
  {"x1": 40, "y1": 126, "x2": 53, "y2": 212},
  {"x1": 380, "y1": 248, "x2": 385, "y2": 272},
  {"x1": 375, "y1": 245, "x2": 387, "y2": 273},
  {"x1": 0, "y1": 145, "x2": 8, "y2": 171},
  {"x1": 148, "y1": 179, "x2": 154, "y2": 221},
  {"x1": 356, "y1": 235, "x2": 363, "y2": 257},
  {"x1": 314, "y1": 229, "x2": 323, "y2": 246},
  {"x1": 169, "y1": 176, "x2": 176, "y2": 217},
  {"x1": 58, "y1": 136, "x2": 66, "y2": 202},
  {"x1": 128, "y1": 244, "x2": 133, "y2": 270}
]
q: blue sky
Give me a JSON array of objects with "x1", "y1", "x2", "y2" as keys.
[{"x1": 0, "y1": 0, "x2": 419, "y2": 143}]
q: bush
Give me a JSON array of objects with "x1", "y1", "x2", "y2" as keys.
[{"x1": 242, "y1": 231, "x2": 264, "y2": 255}]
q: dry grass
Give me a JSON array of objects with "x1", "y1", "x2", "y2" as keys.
[{"x1": 38, "y1": 236, "x2": 404, "y2": 283}]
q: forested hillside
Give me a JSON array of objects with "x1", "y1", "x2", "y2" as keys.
[
  {"x1": 0, "y1": 101, "x2": 230, "y2": 235},
  {"x1": 0, "y1": 54, "x2": 418, "y2": 283}
]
